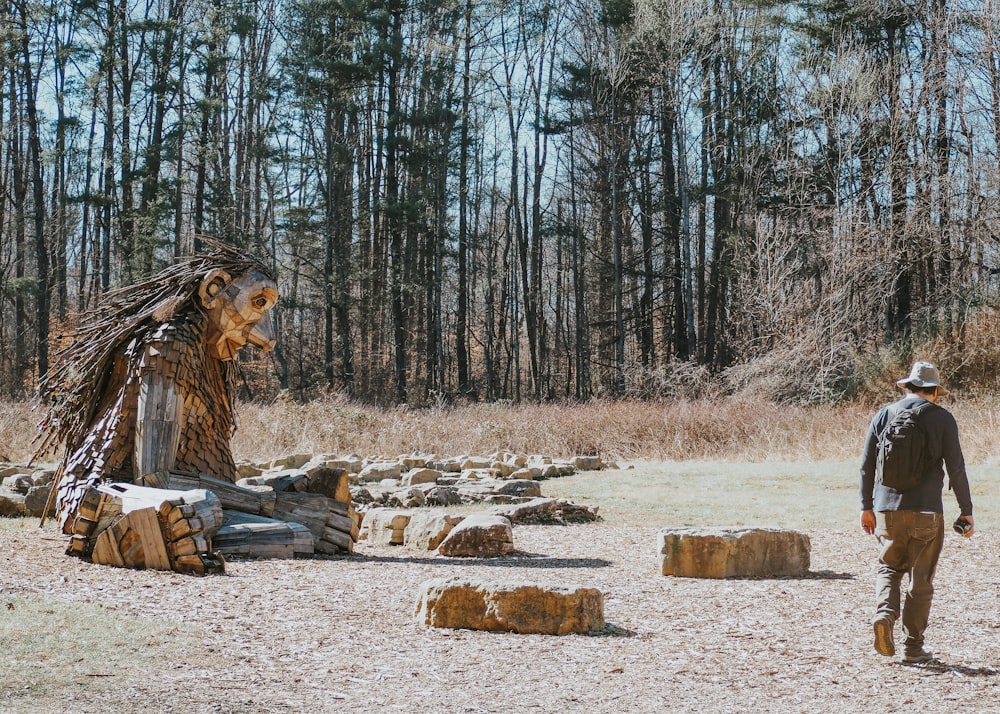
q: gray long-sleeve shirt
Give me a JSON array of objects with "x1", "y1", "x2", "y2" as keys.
[{"x1": 859, "y1": 396, "x2": 973, "y2": 516}]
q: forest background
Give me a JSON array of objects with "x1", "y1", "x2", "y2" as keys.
[{"x1": 2, "y1": 0, "x2": 1000, "y2": 408}]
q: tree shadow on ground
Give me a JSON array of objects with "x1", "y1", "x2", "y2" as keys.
[
  {"x1": 591, "y1": 623, "x2": 638, "y2": 638},
  {"x1": 696, "y1": 570, "x2": 855, "y2": 581},
  {"x1": 354, "y1": 551, "x2": 613, "y2": 569},
  {"x1": 803, "y1": 569, "x2": 855, "y2": 580}
]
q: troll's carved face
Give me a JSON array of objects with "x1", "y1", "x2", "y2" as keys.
[{"x1": 199, "y1": 269, "x2": 279, "y2": 361}]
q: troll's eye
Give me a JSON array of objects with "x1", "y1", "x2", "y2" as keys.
[{"x1": 253, "y1": 296, "x2": 268, "y2": 310}]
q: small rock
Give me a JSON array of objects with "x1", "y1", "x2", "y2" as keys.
[
  {"x1": 538, "y1": 464, "x2": 562, "y2": 480},
  {"x1": 400, "y1": 455, "x2": 428, "y2": 470},
  {"x1": 359, "y1": 462, "x2": 402, "y2": 483},
  {"x1": 437, "y1": 514, "x2": 514, "y2": 557},
  {"x1": 423, "y1": 486, "x2": 462, "y2": 507},
  {"x1": 494, "y1": 479, "x2": 542, "y2": 498},
  {"x1": 388, "y1": 487, "x2": 426, "y2": 508},
  {"x1": 351, "y1": 487, "x2": 375, "y2": 504},
  {"x1": 1, "y1": 474, "x2": 32, "y2": 495},
  {"x1": 401, "y1": 468, "x2": 441, "y2": 487},
  {"x1": 269, "y1": 453, "x2": 312, "y2": 470},
  {"x1": 571, "y1": 456, "x2": 603, "y2": 471},
  {"x1": 236, "y1": 461, "x2": 264, "y2": 479},
  {"x1": 490, "y1": 461, "x2": 517, "y2": 478},
  {"x1": 31, "y1": 470, "x2": 56, "y2": 487},
  {"x1": 552, "y1": 462, "x2": 577, "y2": 476},
  {"x1": 461, "y1": 457, "x2": 491, "y2": 470}
]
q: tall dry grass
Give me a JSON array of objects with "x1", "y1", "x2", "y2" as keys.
[{"x1": 6, "y1": 395, "x2": 999, "y2": 466}]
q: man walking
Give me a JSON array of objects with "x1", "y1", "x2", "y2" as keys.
[{"x1": 859, "y1": 361, "x2": 974, "y2": 663}]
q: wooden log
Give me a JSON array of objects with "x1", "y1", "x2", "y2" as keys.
[
  {"x1": 304, "y1": 466, "x2": 351, "y2": 503},
  {"x1": 168, "y1": 533, "x2": 209, "y2": 559},
  {"x1": 289, "y1": 522, "x2": 314, "y2": 555},
  {"x1": 270, "y1": 492, "x2": 332, "y2": 542},
  {"x1": 319, "y1": 526, "x2": 354, "y2": 554},
  {"x1": 325, "y1": 511, "x2": 357, "y2": 539},
  {"x1": 214, "y1": 510, "x2": 314, "y2": 558},
  {"x1": 330, "y1": 500, "x2": 351, "y2": 518},
  {"x1": 168, "y1": 472, "x2": 267, "y2": 514}
]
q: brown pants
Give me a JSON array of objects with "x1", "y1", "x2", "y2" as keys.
[{"x1": 875, "y1": 510, "x2": 944, "y2": 654}]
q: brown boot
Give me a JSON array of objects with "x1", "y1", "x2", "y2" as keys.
[{"x1": 873, "y1": 615, "x2": 895, "y2": 657}]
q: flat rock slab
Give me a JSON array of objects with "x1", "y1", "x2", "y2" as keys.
[
  {"x1": 416, "y1": 578, "x2": 605, "y2": 634},
  {"x1": 490, "y1": 497, "x2": 599, "y2": 524},
  {"x1": 437, "y1": 514, "x2": 513, "y2": 557},
  {"x1": 659, "y1": 527, "x2": 810, "y2": 578}
]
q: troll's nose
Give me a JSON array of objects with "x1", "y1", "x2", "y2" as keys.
[{"x1": 246, "y1": 312, "x2": 276, "y2": 352}]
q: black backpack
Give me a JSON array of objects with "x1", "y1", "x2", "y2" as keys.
[{"x1": 876, "y1": 400, "x2": 939, "y2": 492}]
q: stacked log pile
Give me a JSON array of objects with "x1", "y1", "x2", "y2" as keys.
[{"x1": 169, "y1": 465, "x2": 358, "y2": 555}]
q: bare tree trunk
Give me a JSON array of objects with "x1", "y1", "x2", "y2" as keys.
[{"x1": 17, "y1": 0, "x2": 49, "y2": 381}]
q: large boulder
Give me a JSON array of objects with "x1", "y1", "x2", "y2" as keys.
[
  {"x1": 404, "y1": 510, "x2": 465, "y2": 550},
  {"x1": 416, "y1": 578, "x2": 605, "y2": 635},
  {"x1": 437, "y1": 514, "x2": 514, "y2": 557},
  {"x1": 658, "y1": 527, "x2": 810, "y2": 578}
]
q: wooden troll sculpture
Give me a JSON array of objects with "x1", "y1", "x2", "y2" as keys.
[{"x1": 34, "y1": 241, "x2": 278, "y2": 574}]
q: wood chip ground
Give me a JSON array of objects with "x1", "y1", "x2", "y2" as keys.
[{"x1": 2, "y1": 524, "x2": 997, "y2": 712}]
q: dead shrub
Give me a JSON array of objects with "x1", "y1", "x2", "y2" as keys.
[{"x1": 622, "y1": 359, "x2": 719, "y2": 400}]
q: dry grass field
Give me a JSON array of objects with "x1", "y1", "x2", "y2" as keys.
[
  {"x1": 3, "y1": 397, "x2": 1000, "y2": 713},
  {"x1": 8, "y1": 394, "x2": 1000, "y2": 467}
]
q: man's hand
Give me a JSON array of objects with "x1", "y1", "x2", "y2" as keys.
[
  {"x1": 861, "y1": 509, "x2": 877, "y2": 535},
  {"x1": 959, "y1": 515, "x2": 975, "y2": 538}
]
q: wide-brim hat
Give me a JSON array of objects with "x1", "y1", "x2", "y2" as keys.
[{"x1": 896, "y1": 360, "x2": 949, "y2": 395}]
